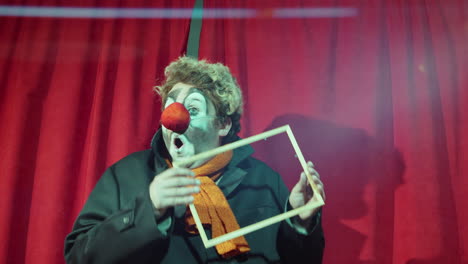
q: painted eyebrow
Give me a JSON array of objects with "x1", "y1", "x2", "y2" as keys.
[
  {"x1": 184, "y1": 89, "x2": 206, "y2": 106},
  {"x1": 167, "y1": 87, "x2": 204, "y2": 101},
  {"x1": 166, "y1": 90, "x2": 180, "y2": 100},
  {"x1": 185, "y1": 97, "x2": 203, "y2": 104}
]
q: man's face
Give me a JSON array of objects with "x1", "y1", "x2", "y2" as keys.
[{"x1": 162, "y1": 82, "x2": 229, "y2": 168}]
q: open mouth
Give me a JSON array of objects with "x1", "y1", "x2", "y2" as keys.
[{"x1": 174, "y1": 138, "x2": 184, "y2": 149}]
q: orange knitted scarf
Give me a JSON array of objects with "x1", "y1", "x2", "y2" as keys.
[{"x1": 168, "y1": 150, "x2": 250, "y2": 258}]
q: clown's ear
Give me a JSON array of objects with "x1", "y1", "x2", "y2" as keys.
[{"x1": 218, "y1": 118, "x2": 232, "y2": 137}]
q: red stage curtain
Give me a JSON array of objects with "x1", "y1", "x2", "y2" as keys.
[
  {"x1": 0, "y1": 0, "x2": 192, "y2": 263},
  {"x1": 0, "y1": 0, "x2": 467, "y2": 263}
]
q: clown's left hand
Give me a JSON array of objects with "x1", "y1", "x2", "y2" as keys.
[{"x1": 289, "y1": 161, "x2": 326, "y2": 227}]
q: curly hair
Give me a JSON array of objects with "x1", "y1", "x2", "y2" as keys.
[{"x1": 154, "y1": 56, "x2": 243, "y2": 142}]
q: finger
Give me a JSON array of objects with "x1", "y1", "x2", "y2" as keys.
[
  {"x1": 303, "y1": 169, "x2": 320, "y2": 188},
  {"x1": 304, "y1": 176, "x2": 315, "y2": 197},
  {"x1": 308, "y1": 167, "x2": 320, "y2": 179},
  {"x1": 164, "y1": 186, "x2": 200, "y2": 197},
  {"x1": 311, "y1": 176, "x2": 324, "y2": 193},
  {"x1": 161, "y1": 176, "x2": 201, "y2": 188},
  {"x1": 307, "y1": 164, "x2": 318, "y2": 174},
  {"x1": 310, "y1": 176, "x2": 325, "y2": 200},
  {"x1": 315, "y1": 185, "x2": 326, "y2": 201},
  {"x1": 301, "y1": 172, "x2": 315, "y2": 192},
  {"x1": 292, "y1": 172, "x2": 306, "y2": 194},
  {"x1": 313, "y1": 176, "x2": 323, "y2": 188},
  {"x1": 300, "y1": 172, "x2": 308, "y2": 188},
  {"x1": 307, "y1": 161, "x2": 315, "y2": 168},
  {"x1": 161, "y1": 196, "x2": 195, "y2": 208},
  {"x1": 158, "y1": 168, "x2": 195, "y2": 179},
  {"x1": 301, "y1": 172, "x2": 313, "y2": 197}
]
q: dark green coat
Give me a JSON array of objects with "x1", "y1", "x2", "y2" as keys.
[{"x1": 65, "y1": 131, "x2": 324, "y2": 263}]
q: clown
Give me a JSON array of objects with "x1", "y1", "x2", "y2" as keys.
[{"x1": 65, "y1": 56, "x2": 325, "y2": 263}]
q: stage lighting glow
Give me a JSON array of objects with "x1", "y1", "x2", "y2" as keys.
[{"x1": 0, "y1": 6, "x2": 357, "y2": 19}]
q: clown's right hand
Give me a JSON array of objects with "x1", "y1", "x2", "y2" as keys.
[{"x1": 149, "y1": 167, "x2": 201, "y2": 217}]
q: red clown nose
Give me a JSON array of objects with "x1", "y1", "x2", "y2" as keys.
[{"x1": 160, "y1": 102, "x2": 191, "y2": 134}]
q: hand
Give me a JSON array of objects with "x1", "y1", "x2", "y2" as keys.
[
  {"x1": 149, "y1": 167, "x2": 200, "y2": 217},
  {"x1": 289, "y1": 161, "x2": 325, "y2": 223}
]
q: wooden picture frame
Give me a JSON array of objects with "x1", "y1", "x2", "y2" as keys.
[{"x1": 172, "y1": 125, "x2": 325, "y2": 249}]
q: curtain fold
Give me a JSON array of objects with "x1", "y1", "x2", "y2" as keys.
[
  {"x1": 0, "y1": 0, "x2": 466, "y2": 263},
  {"x1": 0, "y1": 1, "x2": 192, "y2": 263},
  {"x1": 198, "y1": 1, "x2": 467, "y2": 263}
]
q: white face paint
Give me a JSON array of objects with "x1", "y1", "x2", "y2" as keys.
[{"x1": 162, "y1": 82, "x2": 231, "y2": 169}]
